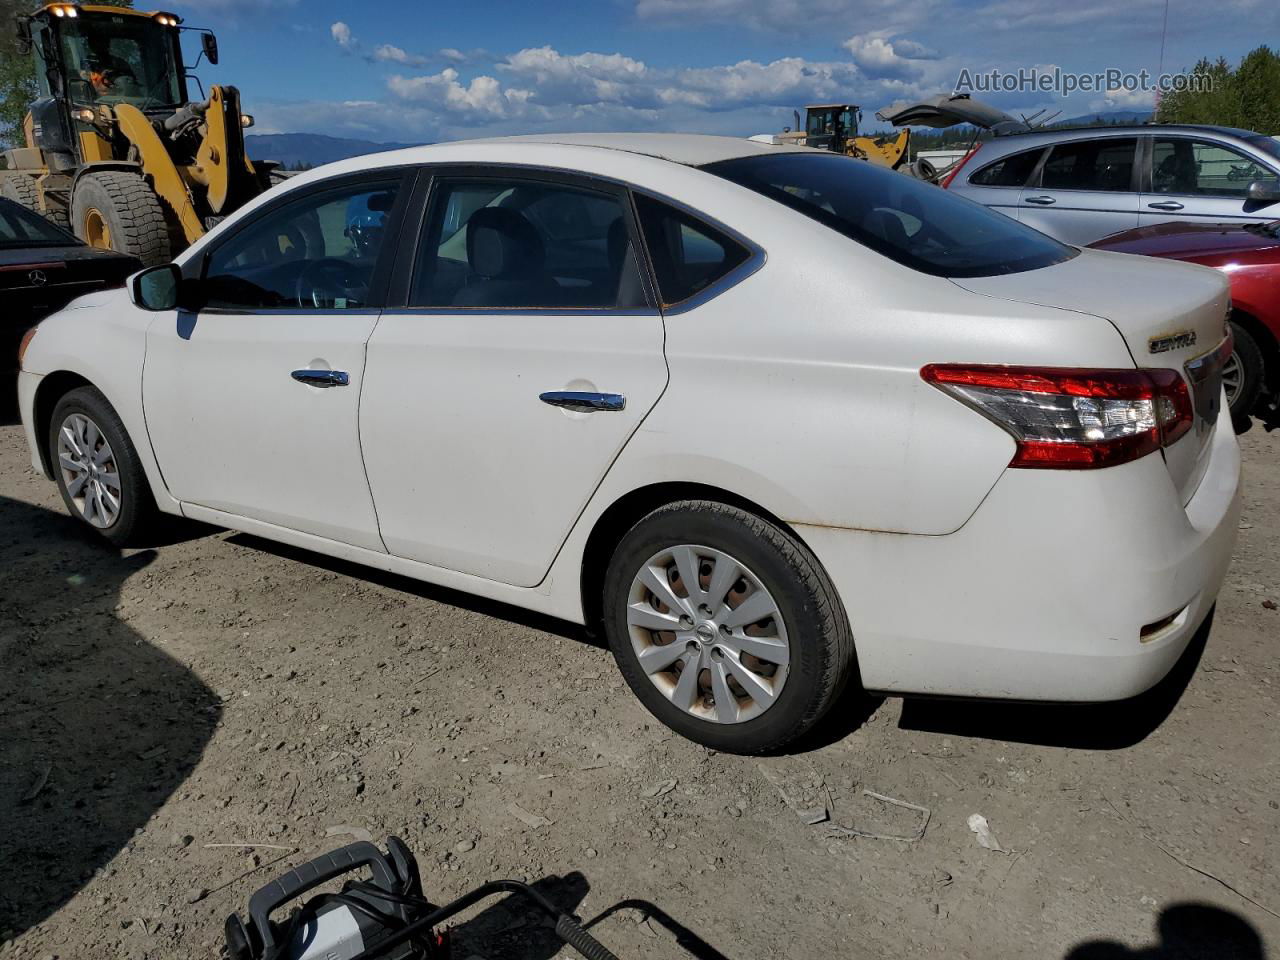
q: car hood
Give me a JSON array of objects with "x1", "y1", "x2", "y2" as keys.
[
  {"x1": 876, "y1": 94, "x2": 1030, "y2": 134},
  {"x1": 1090, "y1": 220, "x2": 1280, "y2": 261}
]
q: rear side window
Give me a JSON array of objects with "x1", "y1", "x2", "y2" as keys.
[
  {"x1": 968, "y1": 148, "x2": 1043, "y2": 187},
  {"x1": 705, "y1": 152, "x2": 1075, "y2": 279},
  {"x1": 410, "y1": 177, "x2": 646, "y2": 309},
  {"x1": 633, "y1": 194, "x2": 751, "y2": 307},
  {"x1": 1040, "y1": 138, "x2": 1138, "y2": 192}
]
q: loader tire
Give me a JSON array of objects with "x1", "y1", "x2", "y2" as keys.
[{"x1": 72, "y1": 171, "x2": 172, "y2": 266}]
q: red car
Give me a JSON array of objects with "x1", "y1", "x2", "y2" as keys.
[{"x1": 1091, "y1": 219, "x2": 1280, "y2": 427}]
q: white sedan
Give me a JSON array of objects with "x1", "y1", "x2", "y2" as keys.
[{"x1": 16, "y1": 134, "x2": 1241, "y2": 753}]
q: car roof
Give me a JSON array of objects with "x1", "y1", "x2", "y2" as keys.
[
  {"x1": 410, "y1": 133, "x2": 814, "y2": 167},
  {"x1": 994, "y1": 123, "x2": 1263, "y2": 142}
]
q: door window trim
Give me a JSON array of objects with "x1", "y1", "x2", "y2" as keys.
[
  {"x1": 186, "y1": 167, "x2": 416, "y2": 316},
  {"x1": 1030, "y1": 136, "x2": 1142, "y2": 194},
  {"x1": 1141, "y1": 134, "x2": 1280, "y2": 200}
]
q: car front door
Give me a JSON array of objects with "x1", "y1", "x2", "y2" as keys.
[
  {"x1": 1016, "y1": 137, "x2": 1141, "y2": 244},
  {"x1": 359, "y1": 169, "x2": 669, "y2": 587},
  {"x1": 142, "y1": 172, "x2": 410, "y2": 550},
  {"x1": 1140, "y1": 136, "x2": 1280, "y2": 228}
]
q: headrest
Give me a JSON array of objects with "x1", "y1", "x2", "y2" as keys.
[{"x1": 467, "y1": 207, "x2": 544, "y2": 279}]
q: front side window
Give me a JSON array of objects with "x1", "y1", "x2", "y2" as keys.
[
  {"x1": 969, "y1": 148, "x2": 1044, "y2": 187},
  {"x1": 633, "y1": 194, "x2": 751, "y2": 307},
  {"x1": 1040, "y1": 138, "x2": 1138, "y2": 192},
  {"x1": 410, "y1": 177, "x2": 645, "y2": 309},
  {"x1": 203, "y1": 179, "x2": 401, "y2": 310},
  {"x1": 1152, "y1": 138, "x2": 1278, "y2": 198},
  {"x1": 705, "y1": 152, "x2": 1075, "y2": 279}
]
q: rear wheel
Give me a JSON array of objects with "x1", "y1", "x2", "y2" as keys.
[
  {"x1": 1224, "y1": 320, "x2": 1264, "y2": 427},
  {"x1": 48, "y1": 386, "x2": 161, "y2": 547},
  {"x1": 71, "y1": 171, "x2": 172, "y2": 266},
  {"x1": 603, "y1": 500, "x2": 855, "y2": 753},
  {"x1": 1, "y1": 173, "x2": 40, "y2": 211}
]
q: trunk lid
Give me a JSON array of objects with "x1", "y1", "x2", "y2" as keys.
[{"x1": 952, "y1": 247, "x2": 1232, "y2": 503}]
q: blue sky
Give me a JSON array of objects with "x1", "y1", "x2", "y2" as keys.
[{"x1": 165, "y1": 0, "x2": 1278, "y2": 143}]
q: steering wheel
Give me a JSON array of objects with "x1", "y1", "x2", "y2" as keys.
[{"x1": 294, "y1": 258, "x2": 368, "y2": 309}]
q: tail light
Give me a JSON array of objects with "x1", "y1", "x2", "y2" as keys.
[
  {"x1": 921, "y1": 364, "x2": 1193, "y2": 469},
  {"x1": 939, "y1": 143, "x2": 983, "y2": 189}
]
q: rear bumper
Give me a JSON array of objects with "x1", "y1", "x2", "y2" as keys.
[
  {"x1": 799, "y1": 405, "x2": 1241, "y2": 701},
  {"x1": 18, "y1": 370, "x2": 48, "y2": 478}
]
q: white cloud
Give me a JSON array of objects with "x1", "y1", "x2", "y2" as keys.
[
  {"x1": 374, "y1": 44, "x2": 429, "y2": 68},
  {"x1": 843, "y1": 33, "x2": 933, "y2": 80},
  {"x1": 330, "y1": 21, "x2": 355, "y2": 50}
]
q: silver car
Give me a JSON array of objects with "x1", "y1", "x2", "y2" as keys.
[{"x1": 943, "y1": 124, "x2": 1280, "y2": 245}]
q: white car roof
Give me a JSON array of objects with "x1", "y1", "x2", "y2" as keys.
[{"x1": 455, "y1": 133, "x2": 812, "y2": 166}]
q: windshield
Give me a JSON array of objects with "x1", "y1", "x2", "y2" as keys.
[
  {"x1": 59, "y1": 13, "x2": 181, "y2": 108},
  {"x1": 1245, "y1": 135, "x2": 1280, "y2": 166},
  {"x1": 0, "y1": 200, "x2": 78, "y2": 248},
  {"x1": 704, "y1": 153, "x2": 1077, "y2": 278}
]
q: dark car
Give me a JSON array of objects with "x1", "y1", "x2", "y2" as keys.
[
  {"x1": 1, "y1": 197, "x2": 140, "y2": 372},
  {"x1": 1091, "y1": 219, "x2": 1280, "y2": 427}
]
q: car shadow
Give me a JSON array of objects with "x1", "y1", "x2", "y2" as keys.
[
  {"x1": 1064, "y1": 902, "x2": 1266, "y2": 959},
  {"x1": 0, "y1": 495, "x2": 221, "y2": 937},
  {"x1": 224, "y1": 533, "x2": 603, "y2": 648},
  {"x1": 0, "y1": 371, "x2": 19, "y2": 427},
  {"x1": 897, "y1": 608, "x2": 1215, "y2": 750}
]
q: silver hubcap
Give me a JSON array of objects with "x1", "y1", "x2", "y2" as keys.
[
  {"x1": 1222, "y1": 350, "x2": 1242, "y2": 406},
  {"x1": 57, "y1": 413, "x2": 121, "y2": 528},
  {"x1": 627, "y1": 544, "x2": 790, "y2": 724}
]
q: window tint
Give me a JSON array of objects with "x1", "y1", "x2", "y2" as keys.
[
  {"x1": 1152, "y1": 139, "x2": 1278, "y2": 197},
  {"x1": 633, "y1": 194, "x2": 751, "y2": 306},
  {"x1": 969, "y1": 148, "x2": 1043, "y2": 187},
  {"x1": 411, "y1": 178, "x2": 645, "y2": 309},
  {"x1": 203, "y1": 180, "x2": 400, "y2": 310},
  {"x1": 705, "y1": 153, "x2": 1074, "y2": 279},
  {"x1": 1040, "y1": 138, "x2": 1137, "y2": 192}
]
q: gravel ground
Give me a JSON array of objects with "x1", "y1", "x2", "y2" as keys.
[{"x1": 1, "y1": 389, "x2": 1278, "y2": 960}]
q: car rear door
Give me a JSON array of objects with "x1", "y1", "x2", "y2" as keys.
[
  {"x1": 358, "y1": 167, "x2": 668, "y2": 588},
  {"x1": 952, "y1": 144, "x2": 1046, "y2": 221},
  {"x1": 1016, "y1": 136, "x2": 1141, "y2": 244},
  {"x1": 1140, "y1": 135, "x2": 1280, "y2": 228},
  {"x1": 143, "y1": 171, "x2": 411, "y2": 551}
]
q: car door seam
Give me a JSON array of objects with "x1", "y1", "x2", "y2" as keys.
[{"x1": 356, "y1": 313, "x2": 392, "y2": 554}]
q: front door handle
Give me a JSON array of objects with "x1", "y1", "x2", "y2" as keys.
[
  {"x1": 1147, "y1": 200, "x2": 1185, "y2": 211},
  {"x1": 1024, "y1": 195, "x2": 1056, "y2": 206},
  {"x1": 291, "y1": 369, "x2": 350, "y2": 388},
  {"x1": 539, "y1": 391, "x2": 626, "y2": 413}
]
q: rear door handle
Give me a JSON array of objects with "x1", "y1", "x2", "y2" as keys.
[
  {"x1": 539, "y1": 391, "x2": 626, "y2": 413},
  {"x1": 1024, "y1": 195, "x2": 1056, "y2": 206},
  {"x1": 1147, "y1": 200, "x2": 1185, "y2": 211},
  {"x1": 291, "y1": 369, "x2": 350, "y2": 388}
]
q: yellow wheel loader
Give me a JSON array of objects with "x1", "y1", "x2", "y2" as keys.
[
  {"x1": 1, "y1": 3, "x2": 280, "y2": 265},
  {"x1": 775, "y1": 103, "x2": 911, "y2": 169}
]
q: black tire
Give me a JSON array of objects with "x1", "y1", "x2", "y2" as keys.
[
  {"x1": 1225, "y1": 320, "x2": 1264, "y2": 427},
  {"x1": 48, "y1": 386, "x2": 161, "y2": 547},
  {"x1": 71, "y1": 171, "x2": 172, "y2": 266},
  {"x1": 1, "y1": 172, "x2": 39, "y2": 209},
  {"x1": 602, "y1": 500, "x2": 855, "y2": 754}
]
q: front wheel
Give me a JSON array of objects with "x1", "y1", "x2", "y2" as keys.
[
  {"x1": 602, "y1": 500, "x2": 855, "y2": 753},
  {"x1": 48, "y1": 386, "x2": 161, "y2": 547}
]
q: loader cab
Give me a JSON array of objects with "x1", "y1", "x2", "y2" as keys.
[
  {"x1": 23, "y1": 4, "x2": 191, "y2": 163},
  {"x1": 805, "y1": 104, "x2": 861, "y2": 152}
]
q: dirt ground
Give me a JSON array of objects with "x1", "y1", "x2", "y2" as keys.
[{"x1": 1, "y1": 387, "x2": 1278, "y2": 960}]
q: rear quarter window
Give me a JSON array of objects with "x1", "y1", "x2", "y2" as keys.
[
  {"x1": 633, "y1": 194, "x2": 752, "y2": 307},
  {"x1": 968, "y1": 148, "x2": 1044, "y2": 187}
]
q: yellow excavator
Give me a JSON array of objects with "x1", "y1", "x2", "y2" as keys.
[
  {"x1": 1, "y1": 3, "x2": 279, "y2": 265},
  {"x1": 775, "y1": 103, "x2": 911, "y2": 169}
]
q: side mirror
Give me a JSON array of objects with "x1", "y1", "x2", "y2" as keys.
[
  {"x1": 130, "y1": 264, "x2": 182, "y2": 311},
  {"x1": 201, "y1": 31, "x2": 219, "y2": 66},
  {"x1": 1246, "y1": 179, "x2": 1280, "y2": 203}
]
